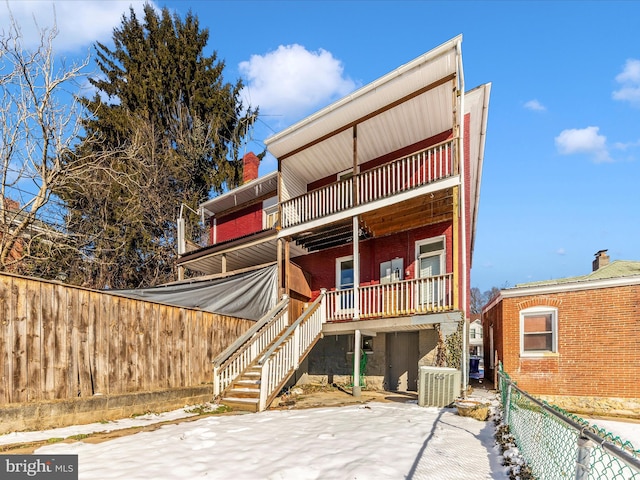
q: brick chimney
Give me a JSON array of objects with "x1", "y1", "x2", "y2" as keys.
[
  {"x1": 592, "y1": 249, "x2": 610, "y2": 271},
  {"x1": 242, "y1": 152, "x2": 260, "y2": 184}
]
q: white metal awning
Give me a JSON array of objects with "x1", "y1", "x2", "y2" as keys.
[
  {"x1": 200, "y1": 171, "x2": 278, "y2": 217},
  {"x1": 265, "y1": 36, "x2": 462, "y2": 192}
]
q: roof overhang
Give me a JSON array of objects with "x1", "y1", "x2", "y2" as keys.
[
  {"x1": 177, "y1": 229, "x2": 308, "y2": 275},
  {"x1": 465, "y1": 82, "x2": 492, "y2": 261},
  {"x1": 482, "y1": 275, "x2": 640, "y2": 314},
  {"x1": 199, "y1": 171, "x2": 278, "y2": 218},
  {"x1": 266, "y1": 35, "x2": 463, "y2": 188}
]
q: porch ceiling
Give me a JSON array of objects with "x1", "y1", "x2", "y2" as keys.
[
  {"x1": 323, "y1": 310, "x2": 463, "y2": 335},
  {"x1": 179, "y1": 233, "x2": 308, "y2": 275},
  {"x1": 361, "y1": 188, "x2": 454, "y2": 237},
  {"x1": 266, "y1": 36, "x2": 461, "y2": 190},
  {"x1": 292, "y1": 219, "x2": 372, "y2": 252},
  {"x1": 287, "y1": 188, "x2": 454, "y2": 251}
]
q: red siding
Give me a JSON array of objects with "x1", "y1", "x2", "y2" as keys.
[
  {"x1": 463, "y1": 112, "x2": 472, "y2": 315},
  {"x1": 308, "y1": 130, "x2": 453, "y2": 191},
  {"x1": 294, "y1": 222, "x2": 453, "y2": 297},
  {"x1": 213, "y1": 202, "x2": 263, "y2": 244}
]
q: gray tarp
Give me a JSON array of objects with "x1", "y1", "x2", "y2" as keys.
[{"x1": 113, "y1": 264, "x2": 277, "y2": 321}]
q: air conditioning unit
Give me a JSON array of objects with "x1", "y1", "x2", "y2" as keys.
[{"x1": 418, "y1": 366, "x2": 461, "y2": 407}]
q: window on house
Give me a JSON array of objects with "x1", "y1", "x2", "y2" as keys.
[
  {"x1": 520, "y1": 307, "x2": 558, "y2": 355},
  {"x1": 470, "y1": 330, "x2": 476, "y2": 339},
  {"x1": 415, "y1": 237, "x2": 445, "y2": 304},
  {"x1": 263, "y1": 197, "x2": 279, "y2": 229},
  {"x1": 348, "y1": 334, "x2": 374, "y2": 354},
  {"x1": 336, "y1": 256, "x2": 354, "y2": 310}
]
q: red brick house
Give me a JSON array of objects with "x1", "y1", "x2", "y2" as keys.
[
  {"x1": 483, "y1": 250, "x2": 640, "y2": 416},
  {"x1": 0, "y1": 197, "x2": 26, "y2": 270},
  {"x1": 177, "y1": 35, "x2": 491, "y2": 410}
]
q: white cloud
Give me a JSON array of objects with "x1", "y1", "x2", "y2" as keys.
[
  {"x1": 524, "y1": 99, "x2": 546, "y2": 111},
  {"x1": 239, "y1": 44, "x2": 358, "y2": 123},
  {"x1": 2, "y1": 1, "x2": 153, "y2": 53},
  {"x1": 555, "y1": 126, "x2": 612, "y2": 163},
  {"x1": 556, "y1": 248, "x2": 566, "y2": 256},
  {"x1": 612, "y1": 59, "x2": 640, "y2": 107},
  {"x1": 613, "y1": 139, "x2": 640, "y2": 150}
]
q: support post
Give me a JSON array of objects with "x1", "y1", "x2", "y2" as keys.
[
  {"x1": 213, "y1": 366, "x2": 220, "y2": 396},
  {"x1": 277, "y1": 238, "x2": 284, "y2": 297},
  {"x1": 259, "y1": 362, "x2": 270, "y2": 412},
  {"x1": 293, "y1": 326, "x2": 300, "y2": 369},
  {"x1": 353, "y1": 328, "x2": 362, "y2": 397},
  {"x1": 575, "y1": 436, "x2": 593, "y2": 480},
  {"x1": 320, "y1": 288, "x2": 327, "y2": 323},
  {"x1": 285, "y1": 238, "x2": 291, "y2": 298},
  {"x1": 504, "y1": 382, "x2": 512, "y2": 425},
  {"x1": 452, "y1": 184, "x2": 459, "y2": 310},
  {"x1": 221, "y1": 253, "x2": 227, "y2": 274},
  {"x1": 353, "y1": 215, "x2": 360, "y2": 320}
]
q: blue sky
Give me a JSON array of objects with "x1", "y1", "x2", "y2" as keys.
[{"x1": 4, "y1": 0, "x2": 640, "y2": 292}]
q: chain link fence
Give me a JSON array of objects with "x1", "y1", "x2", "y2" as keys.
[{"x1": 498, "y1": 364, "x2": 640, "y2": 480}]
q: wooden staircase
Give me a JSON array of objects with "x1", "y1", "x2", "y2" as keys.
[
  {"x1": 214, "y1": 290, "x2": 327, "y2": 413},
  {"x1": 220, "y1": 365, "x2": 262, "y2": 412}
]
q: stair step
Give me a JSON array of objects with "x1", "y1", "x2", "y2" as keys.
[
  {"x1": 221, "y1": 396, "x2": 260, "y2": 412},
  {"x1": 223, "y1": 395, "x2": 259, "y2": 403},
  {"x1": 236, "y1": 379, "x2": 260, "y2": 386},
  {"x1": 229, "y1": 387, "x2": 260, "y2": 395}
]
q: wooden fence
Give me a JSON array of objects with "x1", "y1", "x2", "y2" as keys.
[{"x1": 0, "y1": 272, "x2": 254, "y2": 405}]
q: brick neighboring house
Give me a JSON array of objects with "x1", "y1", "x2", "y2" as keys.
[
  {"x1": 176, "y1": 36, "x2": 491, "y2": 410},
  {"x1": 483, "y1": 250, "x2": 640, "y2": 417},
  {"x1": 0, "y1": 197, "x2": 26, "y2": 269}
]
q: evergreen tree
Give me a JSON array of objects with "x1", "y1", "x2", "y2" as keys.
[{"x1": 62, "y1": 4, "x2": 257, "y2": 288}]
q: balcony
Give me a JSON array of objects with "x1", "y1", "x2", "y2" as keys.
[
  {"x1": 325, "y1": 273, "x2": 454, "y2": 322},
  {"x1": 280, "y1": 140, "x2": 455, "y2": 230}
]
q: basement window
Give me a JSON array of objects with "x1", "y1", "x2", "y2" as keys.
[
  {"x1": 520, "y1": 306, "x2": 558, "y2": 356},
  {"x1": 348, "y1": 334, "x2": 374, "y2": 354}
]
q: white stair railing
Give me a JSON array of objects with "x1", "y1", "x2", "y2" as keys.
[
  {"x1": 213, "y1": 296, "x2": 289, "y2": 396},
  {"x1": 257, "y1": 290, "x2": 326, "y2": 411}
]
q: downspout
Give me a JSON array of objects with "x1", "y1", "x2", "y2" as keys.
[{"x1": 456, "y1": 38, "x2": 469, "y2": 393}]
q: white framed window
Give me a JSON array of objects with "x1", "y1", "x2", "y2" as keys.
[
  {"x1": 335, "y1": 255, "x2": 354, "y2": 311},
  {"x1": 520, "y1": 306, "x2": 558, "y2": 356},
  {"x1": 415, "y1": 236, "x2": 445, "y2": 277},
  {"x1": 262, "y1": 196, "x2": 279, "y2": 229},
  {"x1": 415, "y1": 236, "x2": 445, "y2": 305}
]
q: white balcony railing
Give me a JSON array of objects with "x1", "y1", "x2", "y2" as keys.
[
  {"x1": 326, "y1": 274, "x2": 454, "y2": 321},
  {"x1": 281, "y1": 140, "x2": 454, "y2": 229}
]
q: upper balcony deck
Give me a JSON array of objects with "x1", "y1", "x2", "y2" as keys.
[{"x1": 279, "y1": 139, "x2": 457, "y2": 233}]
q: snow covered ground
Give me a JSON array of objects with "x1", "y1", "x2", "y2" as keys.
[
  {"x1": 7, "y1": 398, "x2": 508, "y2": 480},
  {"x1": 2, "y1": 390, "x2": 637, "y2": 480},
  {"x1": 584, "y1": 418, "x2": 640, "y2": 450}
]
